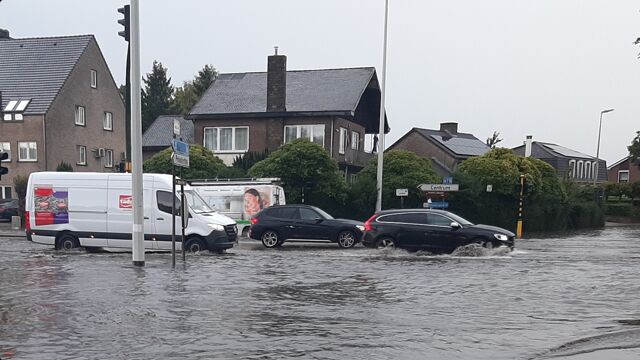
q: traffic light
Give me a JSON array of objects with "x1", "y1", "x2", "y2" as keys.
[
  {"x1": 117, "y1": 5, "x2": 130, "y2": 42},
  {"x1": 0, "y1": 152, "x2": 8, "y2": 179}
]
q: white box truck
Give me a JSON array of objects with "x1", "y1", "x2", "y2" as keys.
[
  {"x1": 25, "y1": 172, "x2": 237, "y2": 253},
  {"x1": 190, "y1": 178, "x2": 285, "y2": 238}
]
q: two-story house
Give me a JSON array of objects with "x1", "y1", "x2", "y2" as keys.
[
  {"x1": 512, "y1": 137, "x2": 607, "y2": 183},
  {"x1": 386, "y1": 123, "x2": 490, "y2": 177},
  {"x1": 186, "y1": 53, "x2": 389, "y2": 182},
  {"x1": 0, "y1": 32, "x2": 125, "y2": 199}
]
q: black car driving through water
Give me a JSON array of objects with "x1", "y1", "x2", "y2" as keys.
[
  {"x1": 362, "y1": 209, "x2": 515, "y2": 253},
  {"x1": 249, "y1": 204, "x2": 364, "y2": 248}
]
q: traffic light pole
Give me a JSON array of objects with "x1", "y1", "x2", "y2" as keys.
[
  {"x1": 516, "y1": 175, "x2": 525, "y2": 239},
  {"x1": 130, "y1": 0, "x2": 145, "y2": 266}
]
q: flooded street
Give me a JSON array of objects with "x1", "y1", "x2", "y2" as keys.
[{"x1": 1, "y1": 226, "x2": 640, "y2": 359}]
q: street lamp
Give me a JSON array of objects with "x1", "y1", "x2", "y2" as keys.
[
  {"x1": 375, "y1": 0, "x2": 389, "y2": 212},
  {"x1": 593, "y1": 108, "x2": 614, "y2": 186}
]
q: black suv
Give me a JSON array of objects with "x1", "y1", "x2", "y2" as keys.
[
  {"x1": 362, "y1": 209, "x2": 515, "y2": 253},
  {"x1": 249, "y1": 204, "x2": 364, "y2": 248}
]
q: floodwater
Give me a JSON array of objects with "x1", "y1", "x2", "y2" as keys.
[{"x1": 1, "y1": 226, "x2": 640, "y2": 359}]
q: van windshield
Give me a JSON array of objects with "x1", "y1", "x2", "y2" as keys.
[{"x1": 183, "y1": 190, "x2": 215, "y2": 213}]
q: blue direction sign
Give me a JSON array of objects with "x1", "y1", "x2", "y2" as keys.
[
  {"x1": 443, "y1": 176, "x2": 453, "y2": 185},
  {"x1": 172, "y1": 139, "x2": 190, "y2": 168},
  {"x1": 429, "y1": 201, "x2": 449, "y2": 209}
]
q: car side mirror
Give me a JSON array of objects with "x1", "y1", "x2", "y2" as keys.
[
  {"x1": 314, "y1": 217, "x2": 323, "y2": 223},
  {"x1": 450, "y1": 222, "x2": 461, "y2": 230}
]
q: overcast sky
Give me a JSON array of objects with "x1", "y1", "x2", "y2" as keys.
[{"x1": 2, "y1": 0, "x2": 639, "y2": 164}]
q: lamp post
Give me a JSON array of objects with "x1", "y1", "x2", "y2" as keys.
[
  {"x1": 593, "y1": 108, "x2": 614, "y2": 186},
  {"x1": 375, "y1": 0, "x2": 389, "y2": 212}
]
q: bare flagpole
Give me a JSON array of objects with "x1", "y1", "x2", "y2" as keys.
[{"x1": 375, "y1": 0, "x2": 389, "y2": 212}]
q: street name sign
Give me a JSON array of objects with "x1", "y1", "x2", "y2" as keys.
[
  {"x1": 418, "y1": 184, "x2": 459, "y2": 192},
  {"x1": 396, "y1": 188, "x2": 409, "y2": 197}
]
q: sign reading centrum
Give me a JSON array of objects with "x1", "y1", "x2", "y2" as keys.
[{"x1": 418, "y1": 184, "x2": 459, "y2": 192}]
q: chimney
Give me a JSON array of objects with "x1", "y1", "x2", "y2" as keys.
[
  {"x1": 0, "y1": 29, "x2": 11, "y2": 40},
  {"x1": 267, "y1": 47, "x2": 286, "y2": 112},
  {"x1": 524, "y1": 135, "x2": 533, "y2": 157},
  {"x1": 439, "y1": 122, "x2": 458, "y2": 135}
]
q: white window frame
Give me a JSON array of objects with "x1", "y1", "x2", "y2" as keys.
[
  {"x1": 77, "y1": 145, "x2": 87, "y2": 166},
  {"x1": 577, "y1": 160, "x2": 584, "y2": 179},
  {"x1": 339, "y1": 127, "x2": 348, "y2": 154},
  {"x1": 103, "y1": 112, "x2": 113, "y2": 131},
  {"x1": 568, "y1": 160, "x2": 576, "y2": 178},
  {"x1": 585, "y1": 161, "x2": 591, "y2": 180},
  {"x1": 105, "y1": 149, "x2": 113, "y2": 168},
  {"x1": 618, "y1": 170, "x2": 630, "y2": 183},
  {"x1": 75, "y1": 105, "x2": 86, "y2": 126},
  {"x1": 18, "y1": 142, "x2": 37, "y2": 162},
  {"x1": 91, "y1": 69, "x2": 97, "y2": 88},
  {"x1": 283, "y1": 124, "x2": 325, "y2": 147},
  {"x1": 351, "y1": 131, "x2": 360, "y2": 150},
  {"x1": 0, "y1": 186, "x2": 12, "y2": 199},
  {"x1": 0, "y1": 142, "x2": 10, "y2": 162},
  {"x1": 203, "y1": 126, "x2": 249, "y2": 153}
]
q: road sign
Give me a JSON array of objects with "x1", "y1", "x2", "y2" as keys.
[
  {"x1": 172, "y1": 139, "x2": 189, "y2": 168},
  {"x1": 173, "y1": 118, "x2": 181, "y2": 136},
  {"x1": 486, "y1": 184, "x2": 493, "y2": 192},
  {"x1": 443, "y1": 176, "x2": 453, "y2": 185},
  {"x1": 429, "y1": 201, "x2": 449, "y2": 209},
  {"x1": 396, "y1": 188, "x2": 408, "y2": 197},
  {"x1": 418, "y1": 184, "x2": 459, "y2": 192}
]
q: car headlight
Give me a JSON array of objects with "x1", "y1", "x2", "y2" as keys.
[
  {"x1": 208, "y1": 224, "x2": 225, "y2": 231},
  {"x1": 494, "y1": 233, "x2": 509, "y2": 241},
  {"x1": 356, "y1": 225, "x2": 365, "y2": 231}
]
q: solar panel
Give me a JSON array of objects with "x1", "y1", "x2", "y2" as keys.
[
  {"x1": 430, "y1": 135, "x2": 489, "y2": 156},
  {"x1": 542, "y1": 143, "x2": 593, "y2": 159}
]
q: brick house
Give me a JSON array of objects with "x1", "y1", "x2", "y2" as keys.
[
  {"x1": 607, "y1": 156, "x2": 640, "y2": 183},
  {"x1": 512, "y1": 137, "x2": 607, "y2": 183},
  {"x1": 186, "y1": 53, "x2": 389, "y2": 182},
  {"x1": 0, "y1": 32, "x2": 125, "y2": 199},
  {"x1": 386, "y1": 122, "x2": 490, "y2": 176}
]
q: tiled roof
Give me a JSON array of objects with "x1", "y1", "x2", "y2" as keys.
[
  {"x1": 142, "y1": 115, "x2": 194, "y2": 147},
  {"x1": 538, "y1": 142, "x2": 594, "y2": 160},
  {"x1": 414, "y1": 128, "x2": 490, "y2": 157},
  {"x1": 0, "y1": 35, "x2": 93, "y2": 115},
  {"x1": 189, "y1": 67, "x2": 376, "y2": 115}
]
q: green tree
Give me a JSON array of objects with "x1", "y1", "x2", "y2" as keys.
[
  {"x1": 628, "y1": 130, "x2": 640, "y2": 163},
  {"x1": 193, "y1": 64, "x2": 217, "y2": 98},
  {"x1": 350, "y1": 150, "x2": 440, "y2": 218},
  {"x1": 56, "y1": 161, "x2": 74, "y2": 172},
  {"x1": 143, "y1": 145, "x2": 226, "y2": 179},
  {"x1": 172, "y1": 64, "x2": 218, "y2": 115},
  {"x1": 142, "y1": 61, "x2": 174, "y2": 132},
  {"x1": 248, "y1": 139, "x2": 347, "y2": 213}
]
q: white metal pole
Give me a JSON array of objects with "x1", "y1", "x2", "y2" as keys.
[
  {"x1": 593, "y1": 112, "x2": 603, "y2": 187},
  {"x1": 375, "y1": 0, "x2": 389, "y2": 213},
  {"x1": 130, "y1": 0, "x2": 145, "y2": 266}
]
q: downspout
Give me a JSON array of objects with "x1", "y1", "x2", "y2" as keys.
[
  {"x1": 43, "y1": 115, "x2": 47, "y2": 170},
  {"x1": 330, "y1": 117, "x2": 334, "y2": 157}
]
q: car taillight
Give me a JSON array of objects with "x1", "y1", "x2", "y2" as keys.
[
  {"x1": 250, "y1": 217, "x2": 258, "y2": 225},
  {"x1": 364, "y1": 214, "x2": 377, "y2": 231},
  {"x1": 25, "y1": 211, "x2": 30, "y2": 232}
]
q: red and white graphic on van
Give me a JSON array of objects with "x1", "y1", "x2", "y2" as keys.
[{"x1": 119, "y1": 195, "x2": 133, "y2": 209}]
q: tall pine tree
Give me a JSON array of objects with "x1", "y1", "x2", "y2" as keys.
[
  {"x1": 172, "y1": 64, "x2": 217, "y2": 115},
  {"x1": 142, "y1": 61, "x2": 174, "y2": 132}
]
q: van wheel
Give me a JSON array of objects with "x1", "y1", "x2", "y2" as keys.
[
  {"x1": 57, "y1": 233, "x2": 80, "y2": 251},
  {"x1": 337, "y1": 231, "x2": 357, "y2": 248},
  {"x1": 185, "y1": 237, "x2": 206, "y2": 253},
  {"x1": 261, "y1": 230, "x2": 280, "y2": 248}
]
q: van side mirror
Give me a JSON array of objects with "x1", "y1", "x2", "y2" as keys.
[{"x1": 450, "y1": 222, "x2": 461, "y2": 230}]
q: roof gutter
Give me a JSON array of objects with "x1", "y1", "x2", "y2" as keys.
[{"x1": 185, "y1": 110, "x2": 353, "y2": 120}]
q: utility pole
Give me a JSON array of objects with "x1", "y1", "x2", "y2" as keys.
[
  {"x1": 130, "y1": 0, "x2": 145, "y2": 266},
  {"x1": 375, "y1": 0, "x2": 389, "y2": 212}
]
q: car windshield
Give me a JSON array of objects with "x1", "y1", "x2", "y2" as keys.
[
  {"x1": 446, "y1": 212, "x2": 474, "y2": 226},
  {"x1": 313, "y1": 207, "x2": 334, "y2": 220},
  {"x1": 183, "y1": 190, "x2": 215, "y2": 214}
]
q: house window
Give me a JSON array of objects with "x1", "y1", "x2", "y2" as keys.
[
  {"x1": 18, "y1": 142, "x2": 37, "y2": 162},
  {"x1": 568, "y1": 160, "x2": 576, "y2": 178},
  {"x1": 577, "y1": 160, "x2": 584, "y2": 179},
  {"x1": 1, "y1": 186, "x2": 12, "y2": 199},
  {"x1": 585, "y1": 162, "x2": 591, "y2": 180},
  {"x1": 350, "y1": 173, "x2": 358, "y2": 184},
  {"x1": 339, "y1": 128, "x2": 348, "y2": 154},
  {"x1": 103, "y1": 112, "x2": 113, "y2": 131},
  {"x1": 351, "y1": 131, "x2": 360, "y2": 150},
  {"x1": 91, "y1": 70, "x2": 98, "y2": 88},
  {"x1": 77, "y1": 145, "x2": 87, "y2": 165},
  {"x1": 283, "y1": 124, "x2": 325, "y2": 146},
  {"x1": 203, "y1": 127, "x2": 249, "y2": 152},
  {"x1": 0, "y1": 142, "x2": 10, "y2": 162},
  {"x1": 105, "y1": 149, "x2": 113, "y2": 168},
  {"x1": 592, "y1": 161, "x2": 598, "y2": 179},
  {"x1": 618, "y1": 170, "x2": 630, "y2": 183},
  {"x1": 75, "y1": 106, "x2": 86, "y2": 126}
]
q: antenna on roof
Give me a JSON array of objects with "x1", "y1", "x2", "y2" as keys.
[{"x1": 274, "y1": 46, "x2": 278, "y2": 55}]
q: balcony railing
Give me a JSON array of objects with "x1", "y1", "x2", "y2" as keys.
[{"x1": 337, "y1": 148, "x2": 375, "y2": 168}]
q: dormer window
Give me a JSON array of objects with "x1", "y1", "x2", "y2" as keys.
[{"x1": 3, "y1": 99, "x2": 30, "y2": 121}]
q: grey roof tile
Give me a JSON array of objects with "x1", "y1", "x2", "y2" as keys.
[
  {"x1": 0, "y1": 35, "x2": 92, "y2": 114},
  {"x1": 189, "y1": 67, "x2": 376, "y2": 115},
  {"x1": 414, "y1": 128, "x2": 490, "y2": 157},
  {"x1": 142, "y1": 115, "x2": 194, "y2": 147}
]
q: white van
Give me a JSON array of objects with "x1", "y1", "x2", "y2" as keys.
[
  {"x1": 25, "y1": 172, "x2": 237, "y2": 253},
  {"x1": 190, "y1": 179, "x2": 285, "y2": 237}
]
